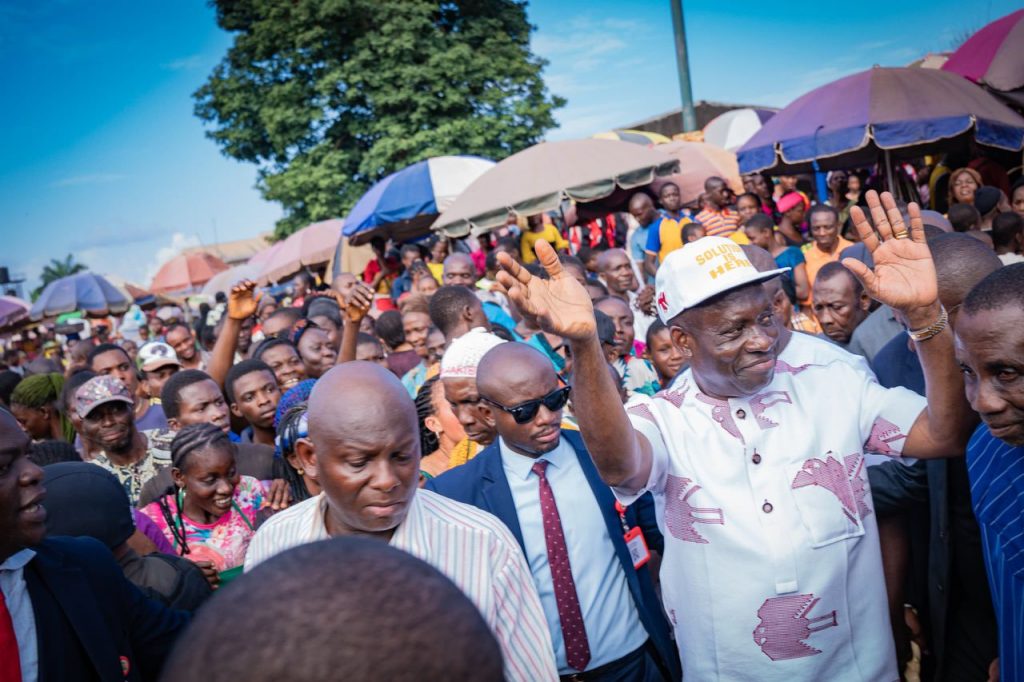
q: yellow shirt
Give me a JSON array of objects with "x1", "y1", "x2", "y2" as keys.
[{"x1": 521, "y1": 224, "x2": 569, "y2": 263}]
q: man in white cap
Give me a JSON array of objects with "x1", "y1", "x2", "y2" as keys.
[
  {"x1": 439, "y1": 327, "x2": 506, "y2": 452},
  {"x1": 135, "y1": 341, "x2": 182, "y2": 408},
  {"x1": 495, "y1": 192, "x2": 975, "y2": 681}
]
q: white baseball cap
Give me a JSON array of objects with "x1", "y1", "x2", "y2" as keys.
[
  {"x1": 136, "y1": 341, "x2": 182, "y2": 372},
  {"x1": 654, "y1": 236, "x2": 789, "y2": 323}
]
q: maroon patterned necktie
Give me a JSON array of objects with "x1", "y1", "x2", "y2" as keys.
[{"x1": 532, "y1": 460, "x2": 591, "y2": 671}]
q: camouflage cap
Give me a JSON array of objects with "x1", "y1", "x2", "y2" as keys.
[{"x1": 75, "y1": 375, "x2": 133, "y2": 418}]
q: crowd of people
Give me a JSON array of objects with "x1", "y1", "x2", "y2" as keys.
[{"x1": 1, "y1": 155, "x2": 1024, "y2": 682}]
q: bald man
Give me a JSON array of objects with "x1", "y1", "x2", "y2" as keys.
[
  {"x1": 812, "y1": 262, "x2": 871, "y2": 349},
  {"x1": 443, "y1": 252, "x2": 478, "y2": 288},
  {"x1": 244, "y1": 362, "x2": 557, "y2": 681},
  {"x1": 163, "y1": 538, "x2": 504, "y2": 682},
  {"x1": 627, "y1": 194, "x2": 661, "y2": 283},
  {"x1": 427, "y1": 343, "x2": 679, "y2": 680}
]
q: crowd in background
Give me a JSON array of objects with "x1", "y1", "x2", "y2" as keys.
[{"x1": 1, "y1": 150, "x2": 1024, "y2": 682}]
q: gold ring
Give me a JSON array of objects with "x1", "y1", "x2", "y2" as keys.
[{"x1": 893, "y1": 229, "x2": 909, "y2": 239}]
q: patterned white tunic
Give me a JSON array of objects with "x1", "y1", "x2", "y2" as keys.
[{"x1": 618, "y1": 358, "x2": 925, "y2": 681}]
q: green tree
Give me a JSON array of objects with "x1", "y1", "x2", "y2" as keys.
[
  {"x1": 195, "y1": 0, "x2": 565, "y2": 239},
  {"x1": 32, "y1": 254, "x2": 88, "y2": 300}
]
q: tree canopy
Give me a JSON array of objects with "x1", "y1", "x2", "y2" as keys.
[
  {"x1": 32, "y1": 254, "x2": 87, "y2": 300},
  {"x1": 195, "y1": 0, "x2": 565, "y2": 239}
]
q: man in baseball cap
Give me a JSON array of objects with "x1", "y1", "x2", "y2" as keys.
[
  {"x1": 74, "y1": 375, "x2": 171, "y2": 506},
  {"x1": 136, "y1": 341, "x2": 182, "y2": 405},
  {"x1": 494, "y1": 191, "x2": 977, "y2": 681}
]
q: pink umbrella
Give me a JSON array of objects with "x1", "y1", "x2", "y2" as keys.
[
  {"x1": 257, "y1": 219, "x2": 343, "y2": 284},
  {"x1": 942, "y1": 10, "x2": 1024, "y2": 95},
  {"x1": 150, "y1": 252, "x2": 230, "y2": 294}
]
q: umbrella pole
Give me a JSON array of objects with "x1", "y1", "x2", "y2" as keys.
[{"x1": 884, "y1": 149, "x2": 897, "y2": 199}]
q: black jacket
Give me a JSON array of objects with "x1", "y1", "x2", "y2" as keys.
[{"x1": 24, "y1": 537, "x2": 189, "y2": 682}]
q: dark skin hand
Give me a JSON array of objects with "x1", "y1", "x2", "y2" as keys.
[
  {"x1": 338, "y1": 283, "x2": 374, "y2": 364},
  {"x1": 208, "y1": 279, "x2": 259, "y2": 388}
]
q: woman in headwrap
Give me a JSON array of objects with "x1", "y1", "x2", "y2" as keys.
[
  {"x1": 10, "y1": 372, "x2": 75, "y2": 442},
  {"x1": 271, "y1": 380, "x2": 319, "y2": 503}
]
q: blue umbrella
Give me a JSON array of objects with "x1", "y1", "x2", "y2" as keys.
[
  {"x1": 343, "y1": 155, "x2": 494, "y2": 245},
  {"x1": 30, "y1": 272, "x2": 131, "y2": 320},
  {"x1": 738, "y1": 66, "x2": 1024, "y2": 176}
]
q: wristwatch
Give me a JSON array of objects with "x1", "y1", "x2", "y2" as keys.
[{"x1": 906, "y1": 305, "x2": 948, "y2": 343}]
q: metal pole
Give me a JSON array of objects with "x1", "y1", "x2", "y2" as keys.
[
  {"x1": 670, "y1": 0, "x2": 697, "y2": 133},
  {"x1": 884, "y1": 149, "x2": 896, "y2": 197}
]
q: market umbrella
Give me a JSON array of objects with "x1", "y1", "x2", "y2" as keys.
[
  {"x1": 0, "y1": 295, "x2": 29, "y2": 328},
  {"x1": 433, "y1": 139, "x2": 679, "y2": 237},
  {"x1": 257, "y1": 218, "x2": 343, "y2": 284},
  {"x1": 942, "y1": 9, "x2": 1024, "y2": 107},
  {"x1": 150, "y1": 252, "x2": 229, "y2": 294},
  {"x1": 702, "y1": 108, "x2": 776, "y2": 151},
  {"x1": 592, "y1": 129, "x2": 672, "y2": 145},
  {"x1": 30, "y1": 272, "x2": 131, "y2": 320},
  {"x1": 343, "y1": 156, "x2": 495, "y2": 246},
  {"x1": 201, "y1": 262, "x2": 262, "y2": 297},
  {"x1": 738, "y1": 66, "x2": 1024, "y2": 176},
  {"x1": 649, "y1": 141, "x2": 744, "y2": 206}
]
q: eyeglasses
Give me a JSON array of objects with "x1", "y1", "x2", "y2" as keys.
[{"x1": 481, "y1": 386, "x2": 571, "y2": 424}]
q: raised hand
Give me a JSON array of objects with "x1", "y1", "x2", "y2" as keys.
[
  {"x1": 841, "y1": 191, "x2": 939, "y2": 325},
  {"x1": 342, "y1": 282, "x2": 374, "y2": 323},
  {"x1": 227, "y1": 280, "x2": 259, "y2": 320},
  {"x1": 495, "y1": 239, "x2": 596, "y2": 341}
]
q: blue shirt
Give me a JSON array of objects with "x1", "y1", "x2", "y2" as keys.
[
  {"x1": 499, "y1": 436, "x2": 647, "y2": 673},
  {"x1": 966, "y1": 424, "x2": 1024, "y2": 681}
]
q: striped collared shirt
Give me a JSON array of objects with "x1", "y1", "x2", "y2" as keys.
[
  {"x1": 694, "y1": 206, "x2": 740, "y2": 237},
  {"x1": 246, "y1": 489, "x2": 558, "y2": 681},
  {"x1": 967, "y1": 424, "x2": 1024, "y2": 682}
]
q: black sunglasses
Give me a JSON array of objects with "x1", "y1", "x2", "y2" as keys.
[{"x1": 482, "y1": 386, "x2": 571, "y2": 424}]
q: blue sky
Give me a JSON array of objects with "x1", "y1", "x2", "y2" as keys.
[{"x1": 1, "y1": 0, "x2": 1018, "y2": 293}]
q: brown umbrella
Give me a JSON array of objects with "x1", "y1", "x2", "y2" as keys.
[
  {"x1": 650, "y1": 141, "x2": 744, "y2": 206},
  {"x1": 433, "y1": 139, "x2": 678, "y2": 237},
  {"x1": 150, "y1": 252, "x2": 229, "y2": 294}
]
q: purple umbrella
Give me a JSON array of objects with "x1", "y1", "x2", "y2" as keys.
[
  {"x1": 0, "y1": 296, "x2": 29, "y2": 328},
  {"x1": 738, "y1": 66, "x2": 1024, "y2": 175},
  {"x1": 30, "y1": 272, "x2": 131, "y2": 320}
]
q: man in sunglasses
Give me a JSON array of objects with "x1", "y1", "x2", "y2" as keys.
[
  {"x1": 427, "y1": 342, "x2": 679, "y2": 681},
  {"x1": 492, "y1": 192, "x2": 977, "y2": 682}
]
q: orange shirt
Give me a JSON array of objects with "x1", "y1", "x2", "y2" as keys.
[{"x1": 803, "y1": 237, "x2": 853, "y2": 304}]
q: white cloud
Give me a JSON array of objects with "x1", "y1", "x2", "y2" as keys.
[
  {"x1": 162, "y1": 54, "x2": 203, "y2": 71},
  {"x1": 144, "y1": 232, "x2": 202, "y2": 284},
  {"x1": 50, "y1": 173, "x2": 126, "y2": 188}
]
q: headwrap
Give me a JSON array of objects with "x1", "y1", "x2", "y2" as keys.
[
  {"x1": 274, "y1": 379, "x2": 316, "y2": 430},
  {"x1": 288, "y1": 319, "x2": 318, "y2": 347},
  {"x1": 11, "y1": 373, "x2": 75, "y2": 442},
  {"x1": 776, "y1": 192, "x2": 806, "y2": 214},
  {"x1": 439, "y1": 328, "x2": 506, "y2": 379}
]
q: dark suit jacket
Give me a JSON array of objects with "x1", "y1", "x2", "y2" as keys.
[
  {"x1": 24, "y1": 537, "x2": 189, "y2": 682},
  {"x1": 426, "y1": 430, "x2": 680, "y2": 681},
  {"x1": 868, "y1": 335, "x2": 997, "y2": 678}
]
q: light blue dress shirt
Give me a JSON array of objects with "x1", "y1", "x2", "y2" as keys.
[{"x1": 500, "y1": 436, "x2": 647, "y2": 673}]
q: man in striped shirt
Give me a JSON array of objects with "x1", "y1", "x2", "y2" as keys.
[
  {"x1": 694, "y1": 176, "x2": 741, "y2": 238},
  {"x1": 244, "y1": 362, "x2": 558, "y2": 682},
  {"x1": 955, "y1": 263, "x2": 1024, "y2": 682}
]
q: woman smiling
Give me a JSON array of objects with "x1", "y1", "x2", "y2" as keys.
[{"x1": 141, "y1": 423, "x2": 268, "y2": 587}]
